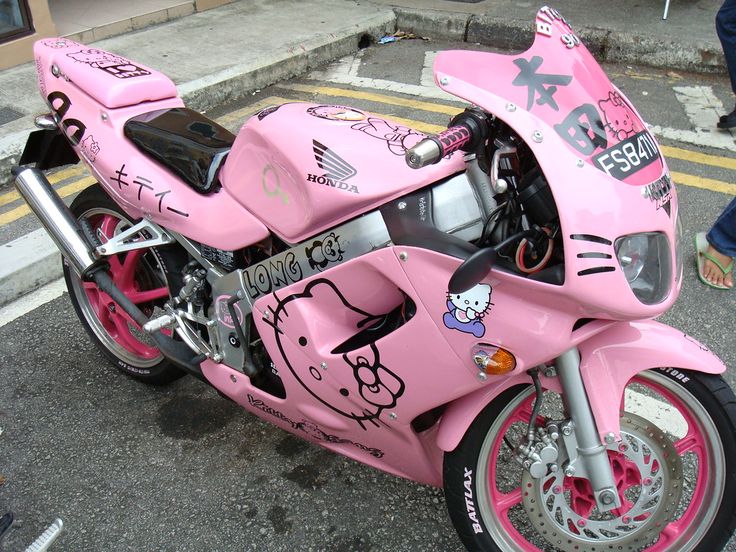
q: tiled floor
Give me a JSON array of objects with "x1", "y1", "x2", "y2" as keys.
[{"x1": 48, "y1": 0, "x2": 195, "y2": 42}]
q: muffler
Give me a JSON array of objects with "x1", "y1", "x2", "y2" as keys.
[
  {"x1": 12, "y1": 166, "x2": 100, "y2": 278},
  {"x1": 12, "y1": 165, "x2": 205, "y2": 377}
]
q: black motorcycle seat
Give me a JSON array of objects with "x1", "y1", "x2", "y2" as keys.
[{"x1": 124, "y1": 108, "x2": 235, "y2": 194}]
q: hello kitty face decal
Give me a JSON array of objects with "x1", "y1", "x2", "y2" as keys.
[
  {"x1": 598, "y1": 91, "x2": 636, "y2": 141},
  {"x1": 66, "y1": 48, "x2": 150, "y2": 79},
  {"x1": 443, "y1": 283, "x2": 493, "y2": 338},
  {"x1": 307, "y1": 105, "x2": 366, "y2": 121},
  {"x1": 262, "y1": 279, "x2": 405, "y2": 430}
]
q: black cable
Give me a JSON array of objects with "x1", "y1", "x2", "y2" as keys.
[
  {"x1": 481, "y1": 201, "x2": 508, "y2": 244},
  {"x1": 527, "y1": 367, "x2": 544, "y2": 443}
]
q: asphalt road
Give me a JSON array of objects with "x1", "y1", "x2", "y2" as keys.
[{"x1": 1, "y1": 38, "x2": 736, "y2": 551}]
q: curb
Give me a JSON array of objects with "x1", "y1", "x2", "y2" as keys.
[
  {"x1": 0, "y1": 229, "x2": 61, "y2": 307},
  {"x1": 393, "y1": 8, "x2": 726, "y2": 74},
  {"x1": 179, "y1": 12, "x2": 395, "y2": 113}
]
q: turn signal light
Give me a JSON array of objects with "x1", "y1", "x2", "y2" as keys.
[{"x1": 473, "y1": 347, "x2": 516, "y2": 375}]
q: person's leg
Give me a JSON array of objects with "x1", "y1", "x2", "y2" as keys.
[
  {"x1": 716, "y1": 0, "x2": 736, "y2": 127},
  {"x1": 703, "y1": 198, "x2": 736, "y2": 287}
]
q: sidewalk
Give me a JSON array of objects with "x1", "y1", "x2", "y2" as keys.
[{"x1": 0, "y1": 0, "x2": 728, "y2": 306}]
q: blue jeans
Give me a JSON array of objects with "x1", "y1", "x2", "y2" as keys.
[
  {"x1": 717, "y1": 0, "x2": 736, "y2": 95},
  {"x1": 707, "y1": 197, "x2": 736, "y2": 257}
]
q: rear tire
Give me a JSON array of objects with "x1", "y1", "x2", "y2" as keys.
[
  {"x1": 443, "y1": 369, "x2": 736, "y2": 551},
  {"x1": 64, "y1": 184, "x2": 187, "y2": 385}
]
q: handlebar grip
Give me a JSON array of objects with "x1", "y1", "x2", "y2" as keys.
[{"x1": 405, "y1": 124, "x2": 473, "y2": 169}]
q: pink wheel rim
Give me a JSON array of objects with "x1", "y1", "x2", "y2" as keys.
[
  {"x1": 74, "y1": 212, "x2": 170, "y2": 365},
  {"x1": 481, "y1": 372, "x2": 719, "y2": 551}
]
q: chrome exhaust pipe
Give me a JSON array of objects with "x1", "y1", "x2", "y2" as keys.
[{"x1": 13, "y1": 166, "x2": 99, "y2": 277}]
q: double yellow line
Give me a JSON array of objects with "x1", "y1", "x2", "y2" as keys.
[
  {"x1": 0, "y1": 166, "x2": 96, "y2": 226},
  {"x1": 2, "y1": 82, "x2": 734, "y2": 228}
]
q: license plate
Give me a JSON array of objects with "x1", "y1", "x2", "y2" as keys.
[{"x1": 592, "y1": 131, "x2": 660, "y2": 180}]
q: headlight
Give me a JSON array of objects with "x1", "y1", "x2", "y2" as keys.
[{"x1": 615, "y1": 232, "x2": 671, "y2": 304}]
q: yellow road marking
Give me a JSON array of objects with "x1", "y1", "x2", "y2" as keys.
[
  {"x1": 369, "y1": 113, "x2": 443, "y2": 134},
  {"x1": 278, "y1": 83, "x2": 460, "y2": 116},
  {"x1": 0, "y1": 176, "x2": 95, "y2": 226},
  {"x1": 0, "y1": 164, "x2": 88, "y2": 208},
  {"x1": 48, "y1": 164, "x2": 87, "y2": 184},
  {"x1": 661, "y1": 145, "x2": 736, "y2": 172},
  {"x1": 671, "y1": 171, "x2": 736, "y2": 195},
  {"x1": 215, "y1": 96, "x2": 296, "y2": 129},
  {"x1": 0, "y1": 189, "x2": 20, "y2": 208}
]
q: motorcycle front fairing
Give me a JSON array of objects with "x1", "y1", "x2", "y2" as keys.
[
  {"x1": 424, "y1": 7, "x2": 724, "y2": 445},
  {"x1": 433, "y1": 7, "x2": 680, "y2": 321}
]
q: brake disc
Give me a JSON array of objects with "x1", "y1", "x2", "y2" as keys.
[{"x1": 521, "y1": 413, "x2": 683, "y2": 552}]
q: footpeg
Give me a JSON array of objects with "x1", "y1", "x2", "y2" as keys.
[{"x1": 143, "y1": 313, "x2": 176, "y2": 333}]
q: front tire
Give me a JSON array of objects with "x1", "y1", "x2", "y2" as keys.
[
  {"x1": 64, "y1": 184, "x2": 186, "y2": 385},
  {"x1": 443, "y1": 369, "x2": 736, "y2": 551}
]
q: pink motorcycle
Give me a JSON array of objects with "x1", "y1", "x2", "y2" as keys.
[{"x1": 13, "y1": 6, "x2": 736, "y2": 551}]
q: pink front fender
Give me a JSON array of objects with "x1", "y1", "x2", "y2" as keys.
[
  {"x1": 579, "y1": 320, "x2": 725, "y2": 441},
  {"x1": 436, "y1": 320, "x2": 725, "y2": 452}
]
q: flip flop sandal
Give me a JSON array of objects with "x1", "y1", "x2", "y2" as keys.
[{"x1": 695, "y1": 232, "x2": 734, "y2": 290}]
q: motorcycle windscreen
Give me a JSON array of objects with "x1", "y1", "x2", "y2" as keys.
[{"x1": 434, "y1": 6, "x2": 663, "y2": 186}]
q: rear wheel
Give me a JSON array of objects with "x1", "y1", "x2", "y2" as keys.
[
  {"x1": 64, "y1": 184, "x2": 186, "y2": 384},
  {"x1": 443, "y1": 369, "x2": 736, "y2": 551}
]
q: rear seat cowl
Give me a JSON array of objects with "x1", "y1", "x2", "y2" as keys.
[{"x1": 34, "y1": 38, "x2": 178, "y2": 109}]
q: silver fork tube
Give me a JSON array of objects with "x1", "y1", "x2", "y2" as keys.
[{"x1": 556, "y1": 347, "x2": 621, "y2": 512}]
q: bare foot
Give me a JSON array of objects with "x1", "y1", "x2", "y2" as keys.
[{"x1": 702, "y1": 245, "x2": 734, "y2": 288}]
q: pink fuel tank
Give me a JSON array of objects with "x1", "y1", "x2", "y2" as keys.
[{"x1": 220, "y1": 103, "x2": 465, "y2": 243}]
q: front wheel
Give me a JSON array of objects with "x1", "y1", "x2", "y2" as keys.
[
  {"x1": 444, "y1": 369, "x2": 736, "y2": 551},
  {"x1": 64, "y1": 184, "x2": 187, "y2": 385}
]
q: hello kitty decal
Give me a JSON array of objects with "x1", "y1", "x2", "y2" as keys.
[
  {"x1": 443, "y1": 284, "x2": 493, "y2": 338},
  {"x1": 263, "y1": 279, "x2": 405, "y2": 430},
  {"x1": 351, "y1": 117, "x2": 425, "y2": 156},
  {"x1": 598, "y1": 91, "x2": 636, "y2": 141},
  {"x1": 307, "y1": 105, "x2": 366, "y2": 121},
  {"x1": 67, "y1": 48, "x2": 150, "y2": 79},
  {"x1": 80, "y1": 135, "x2": 100, "y2": 162}
]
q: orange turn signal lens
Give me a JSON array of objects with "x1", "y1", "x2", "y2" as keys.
[{"x1": 473, "y1": 348, "x2": 516, "y2": 375}]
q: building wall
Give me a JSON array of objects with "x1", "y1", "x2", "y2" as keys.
[
  {"x1": 0, "y1": 0, "x2": 233, "y2": 70},
  {"x1": 0, "y1": 0, "x2": 57, "y2": 71}
]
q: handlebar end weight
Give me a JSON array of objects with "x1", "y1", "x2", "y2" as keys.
[{"x1": 405, "y1": 139, "x2": 442, "y2": 169}]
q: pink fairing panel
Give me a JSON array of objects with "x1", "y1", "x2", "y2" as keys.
[
  {"x1": 34, "y1": 39, "x2": 177, "y2": 109},
  {"x1": 433, "y1": 8, "x2": 680, "y2": 319},
  {"x1": 35, "y1": 45, "x2": 270, "y2": 251},
  {"x1": 435, "y1": 321, "x2": 725, "y2": 452},
  {"x1": 221, "y1": 103, "x2": 465, "y2": 243},
  {"x1": 578, "y1": 321, "x2": 725, "y2": 441},
  {"x1": 204, "y1": 248, "x2": 494, "y2": 485},
  {"x1": 434, "y1": 7, "x2": 662, "y2": 187}
]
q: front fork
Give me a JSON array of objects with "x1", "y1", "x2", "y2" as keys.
[
  {"x1": 555, "y1": 348, "x2": 621, "y2": 512},
  {"x1": 517, "y1": 347, "x2": 622, "y2": 512}
]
